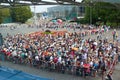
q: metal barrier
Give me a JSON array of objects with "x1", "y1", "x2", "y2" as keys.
[{"x1": 104, "y1": 54, "x2": 118, "y2": 80}]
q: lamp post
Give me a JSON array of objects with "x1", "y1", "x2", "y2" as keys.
[
  {"x1": 33, "y1": 5, "x2": 37, "y2": 26},
  {"x1": 90, "y1": 0, "x2": 93, "y2": 25}
]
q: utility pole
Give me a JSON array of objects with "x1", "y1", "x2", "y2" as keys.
[
  {"x1": 33, "y1": 5, "x2": 37, "y2": 26},
  {"x1": 90, "y1": 0, "x2": 93, "y2": 25}
]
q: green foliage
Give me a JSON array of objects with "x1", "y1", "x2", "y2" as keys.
[
  {"x1": 83, "y1": 2, "x2": 120, "y2": 27},
  {"x1": 1, "y1": 8, "x2": 10, "y2": 17},
  {"x1": 79, "y1": 18, "x2": 87, "y2": 24},
  {"x1": 0, "y1": 16, "x2": 2, "y2": 23},
  {"x1": 0, "y1": 8, "x2": 10, "y2": 23},
  {"x1": 0, "y1": 6, "x2": 32, "y2": 23},
  {"x1": 10, "y1": 6, "x2": 32, "y2": 23}
]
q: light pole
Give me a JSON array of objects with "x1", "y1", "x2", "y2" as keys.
[
  {"x1": 33, "y1": 5, "x2": 37, "y2": 26},
  {"x1": 90, "y1": 0, "x2": 93, "y2": 25}
]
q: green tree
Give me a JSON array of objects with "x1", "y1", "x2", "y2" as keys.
[
  {"x1": 83, "y1": 1, "x2": 120, "y2": 26},
  {"x1": 0, "y1": 8, "x2": 10, "y2": 23},
  {"x1": 11, "y1": 6, "x2": 32, "y2": 23}
]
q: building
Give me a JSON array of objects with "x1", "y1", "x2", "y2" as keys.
[{"x1": 47, "y1": 5, "x2": 85, "y2": 20}]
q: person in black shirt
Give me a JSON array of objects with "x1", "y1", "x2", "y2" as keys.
[{"x1": 105, "y1": 71, "x2": 113, "y2": 80}]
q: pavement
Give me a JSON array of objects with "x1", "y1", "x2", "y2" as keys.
[
  {"x1": 1, "y1": 61, "x2": 102, "y2": 80},
  {"x1": 0, "y1": 25, "x2": 120, "y2": 80},
  {"x1": 112, "y1": 62, "x2": 120, "y2": 80},
  {"x1": 0, "y1": 61, "x2": 120, "y2": 80}
]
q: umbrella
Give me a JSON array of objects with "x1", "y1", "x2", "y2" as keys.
[
  {"x1": 48, "y1": 52, "x2": 52, "y2": 55},
  {"x1": 44, "y1": 30, "x2": 52, "y2": 34},
  {"x1": 51, "y1": 19, "x2": 57, "y2": 23},
  {"x1": 83, "y1": 63, "x2": 90, "y2": 68},
  {"x1": 45, "y1": 30, "x2": 51, "y2": 33},
  {"x1": 57, "y1": 19, "x2": 62, "y2": 23},
  {"x1": 93, "y1": 42, "x2": 97, "y2": 46},
  {"x1": 72, "y1": 47, "x2": 79, "y2": 51}
]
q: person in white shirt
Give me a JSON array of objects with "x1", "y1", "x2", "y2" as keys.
[
  {"x1": 58, "y1": 56, "x2": 62, "y2": 63},
  {"x1": 35, "y1": 55, "x2": 39, "y2": 61},
  {"x1": 82, "y1": 53, "x2": 87, "y2": 60}
]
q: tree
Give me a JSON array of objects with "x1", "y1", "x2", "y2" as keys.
[
  {"x1": 10, "y1": 6, "x2": 32, "y2": 23},
  {"x1": 0, "y1": 8, "x2": 10, "y2": 23},
  {"x1": 83, "y1": 1, "x2": 120, "y2": 26}
]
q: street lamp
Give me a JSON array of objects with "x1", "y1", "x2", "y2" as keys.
[
  {"x1": 33, "y1": 5, "x2": 37, "y2": 26},
  {"x1": 90, "y1": 0, "x2": 93, "y2": 25}
]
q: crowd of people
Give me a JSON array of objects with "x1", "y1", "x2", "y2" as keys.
[{"x1": 0, "y1": 24, "x2": 119, "y2": 80}]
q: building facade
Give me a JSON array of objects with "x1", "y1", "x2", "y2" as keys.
[{"x1": 47, "y1": 5, "x2": 85, "y2": 20}]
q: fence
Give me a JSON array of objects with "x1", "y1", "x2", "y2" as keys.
[{"x1": 104, "y1": 53, "x2": 118, "y2": 80}]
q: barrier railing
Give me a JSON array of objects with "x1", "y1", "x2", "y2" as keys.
[{"x1": 104, "y1": 54, "x2": 118, "y2": 80}]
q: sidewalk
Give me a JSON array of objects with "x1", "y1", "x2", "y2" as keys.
[
  {"x1": 112, "y1": 63, "x2": 120, "y2": 80},
  {"x1": 0, "y1": 61, "x2": 102, "y2": 80}
]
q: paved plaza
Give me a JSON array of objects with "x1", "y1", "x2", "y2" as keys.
[{"x1": 0, "y1": 25, "x2": 120, "y2": 80}]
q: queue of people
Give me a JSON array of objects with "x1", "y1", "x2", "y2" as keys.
[{"x1": 0, "y1": 27, "x2": 119, "y2": 79}]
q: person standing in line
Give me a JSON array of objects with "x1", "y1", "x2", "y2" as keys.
[{"x1": 112, "y1": 29, "x2": 118, "y2": 42}]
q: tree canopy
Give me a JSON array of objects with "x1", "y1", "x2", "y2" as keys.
[
  {"x1": 11, "y1": 6, "x2": 32, "y2": 23},
  {"x1": 0, "y1": 8, "x2": 10, "y2": 23},
  {"x1": 0, "y1": 6, "x2": 32, "y2": 23},
  {"x1": 81, "y1": 2, "x2": 120, "y2": 27}
]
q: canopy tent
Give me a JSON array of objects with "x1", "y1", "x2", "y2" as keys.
[{"x1": 0, "y1": 66, "x2": 52, "y2": 80}]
